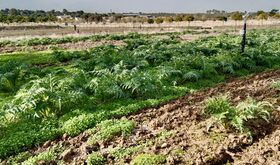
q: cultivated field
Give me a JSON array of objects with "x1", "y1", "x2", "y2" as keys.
[{"x1": 0, "y1": 25, "x2": 279, "y2": 165}]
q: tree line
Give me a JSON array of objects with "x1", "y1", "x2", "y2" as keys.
[{"x1": 0, "y1": 8, "x2": 279, "y2": 24}]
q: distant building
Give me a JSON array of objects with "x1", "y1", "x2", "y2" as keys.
[
  {"x1": 56, "y1": 15, "x2": 72, "y2": 20},
  {"x1": 74, "y1": 17, "x2": 81, "y2": 21},
  {"x1": 56, "y1": 15, "x2": 81, "y2": 22},
  {"x1": 122, "y1": 13, "x2": 155, "y2": 19}
]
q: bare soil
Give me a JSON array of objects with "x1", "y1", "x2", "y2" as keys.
[
  {"x1": 2, "y1": 69, "x2": 280, "y2": 165},
  {"x1": 0, "y1": 40, "x2": 124, "y2": 54}
]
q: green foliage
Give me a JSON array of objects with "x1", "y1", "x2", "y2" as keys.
[
  {"x1": 61, "y1": 112, "x2": 106, "y2": 136},
  {"x1": 109, "y1": 145, "x2": 145, "y2": 161},
  {"x1": 147, "y1": 18, "x2": 154, "y2": 24},
  {"x1": 183, "y1": 70, "x2": 201, "y2": 82},
  {"x1": 86, "y1": 152, "x2": 105, "y2": 165},
  {"x1": 0, "y1": 61, "x2": 26, "y2": 93},
  {"x1": 21, "y1": 145, "x2": 63, "y2": 165},
  {"x1": 0, "y1": 120, "x2": 59, "y2": 159},
  {"x1": 203, "y1": 95, "x2": 233, "y2": 117},
  {"x1": 5, "y1": 152, "x2": 32, "y2": 164},
  {"x1": 1, "y1": 29, "x2": 280, "y2": 160},
  {"x1": 203, "y1": 95, "x2": 273, "y2": 133},
  {"x1": 53, "y1": 50, "x2": 87, "y2": 62},
  {"x1": 3, "y1": 74, "x2": 89, "y2": 119},
  {"x1": 155, "y1": 17, "x2": 164, "y2": 24},
  {"x1": 121, "y1": 71, "x2": 161, "y2": 98},
  {"x1": 131, "y1": 154, "x2": 166, "y2": 165},
  {"x1": 87, "y1": 119, "x2": 135, "y2": 145},
  {"x1": 272, "y1": 80, "x2": 280, "y2": 89},
  {"x1": 230, "y1": 12, "x2": 242, "y2": 21},
  {"x1": 257, "y1": 13, "x2": 268, "y2": 20}
]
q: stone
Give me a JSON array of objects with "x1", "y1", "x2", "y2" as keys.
[{"x1": 42, "y1": 140, "x2": 52, "y2": 148}]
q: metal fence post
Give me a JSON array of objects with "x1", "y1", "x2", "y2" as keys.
[{"x1": 241, "y1": 12, "x2": 249, "y2": 53}]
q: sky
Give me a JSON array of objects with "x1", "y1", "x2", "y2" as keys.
[{"x1": 0, "y1": 0, "x2": 279, "y2": 13}]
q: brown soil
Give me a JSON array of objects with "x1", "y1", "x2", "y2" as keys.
[
  {"x1": 0, "y1": 40, "x2": 124, "y2": 54},
  {"x1": 124, "y1": 69, "x2": 280, "y2": 165},
  {"x1": 3, "y1": 69, "x2": 280, "y2": 165}
]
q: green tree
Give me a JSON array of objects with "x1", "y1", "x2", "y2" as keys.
[
  {"x1": 147, "y1": 18, "x2": 154, "y2": 24},
  {"x1": 8, "y1": 8, "x2": 18, "y2": 16},
  {"x1": 257, "y1": 13, "x2": 268, "y2": 20},
  {"x1": 217, "y1": 16, "x2": 228, "y2": 22},
  {"x1": 256, "y1": 10, "x2": 265, "y2": 16},
  {"x1": 183, "y1": 15, "x2": 195, "y2": 26},
  {"x1": 183, "y1": 15, "x2": 195, "y2": 22},
  {"x1": 273, "y1": 13, "x2": 280, "y2": 19},
  {"x1": 230, "y1": 12, "x2": 242, "y2": 21},
  {"x1": 231, "y1": 12, "x2": 242, "y2": 32},
  {"x1": 62, "y1": 9, "x2": 68, "y2": 15},
  {"x1": 269, "y1": 9, "x2": 279, "y2": 17},
  {"x1": 174, "y1": 15, "x2": 183, "y2": 22},
  {"x1": 164, "y1": 16, "x2": 173, "y2": 23},
  {"x1": 155, "y1": 17, "x2": 164, "y2": 24}
]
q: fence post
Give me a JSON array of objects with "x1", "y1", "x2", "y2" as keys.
[{"x1": 241, "y1": 12, "x2": 249, "y2": 53}]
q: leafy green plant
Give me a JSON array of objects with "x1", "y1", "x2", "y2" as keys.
[
  {"x1": 203, "y1": 95, "x2": 273, "y2": 134},
  {"x1": 121, "y1": 71, "x2": 161, "y2": 98},
  {"x1": 5, "y1": 152, "x2": 32, "y2": 164},
  {"x1": 86, "y1": 152, "x2": 105, "y2": 165},
  {"x1": 21, "y1": 145, "x2": 63, "y2": 165},
  {"x1": 272, "y1": 80, "x2": 280, "y2": 89},
  {"x1": 87, "y1": 119, "x2": 135, "y2": 145},
  {"x1": 131, "y1": 154, "x2": 166, "y2": 165},
  {"x1": 61, "y1": 112, "x2": 107, "y2": 136},
  {"x1": 183, "y1": 70, "x2": 201, "y2": 82},
  {"x1": 109, "y1": 144, "x2": 145, "y2": 161},
  {"x1": 0, "y1": 120, "x2": 58, "y2": 159},
  {"x1": 0, "y1": 61, "x2": 26, "y2": 93},
  {"x1": 3, "y1": 73, "x2": 89, "y2": 119}
]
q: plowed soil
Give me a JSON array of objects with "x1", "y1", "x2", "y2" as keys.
[
  {"x1": 0, "y1": 40, "x2": 124, "y2": 54},
  {"x1": 3, "y1": 69, "x2": 280, "y2": 165}
]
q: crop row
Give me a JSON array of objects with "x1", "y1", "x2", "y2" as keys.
[{"x1": 0, "y1": 29, "x2": 280, "y2": 159}]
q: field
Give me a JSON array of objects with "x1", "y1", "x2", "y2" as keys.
[{"x1": 0, "y1": 27, "x2": 280, "y2": 165}]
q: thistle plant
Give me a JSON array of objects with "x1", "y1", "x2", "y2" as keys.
[{"x1": 203, "y1": 95, "x2": 273, "y2": 134}]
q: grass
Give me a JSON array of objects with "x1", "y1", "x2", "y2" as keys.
[{"x1": 0, "y1": 51, "x2": 54, "y2": 65}]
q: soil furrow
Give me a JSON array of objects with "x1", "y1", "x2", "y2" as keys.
[{"x1": 3, "y1": 69, "x2": 280, "y2": 164}]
